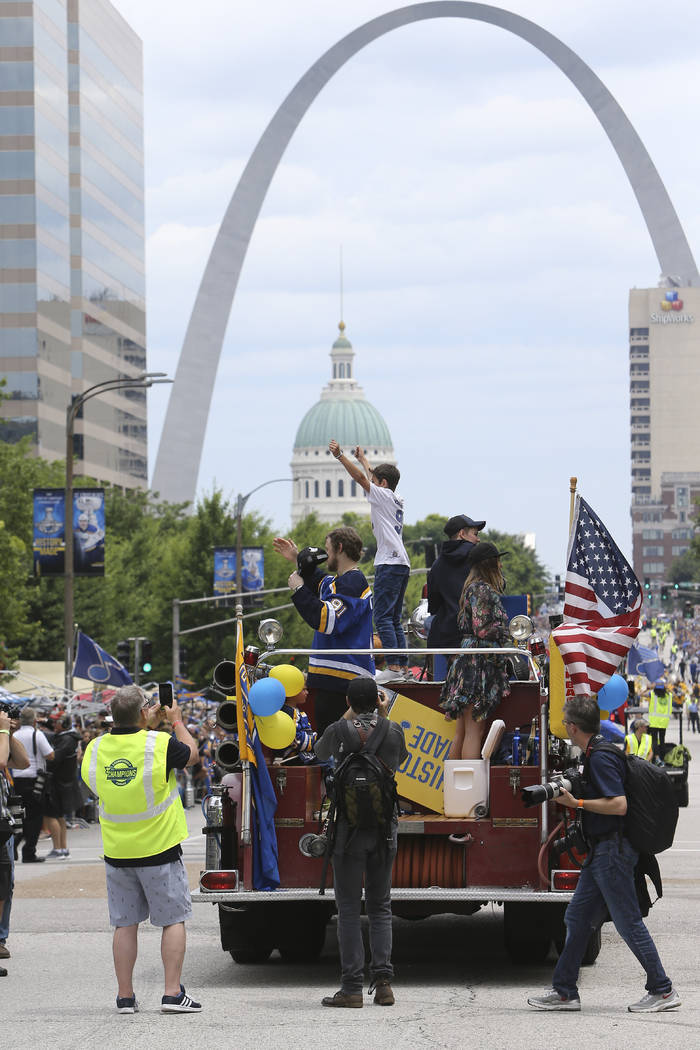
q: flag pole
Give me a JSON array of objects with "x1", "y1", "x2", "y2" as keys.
[
  {"x1": 569, "y1": 476, "x2": 578, "y2": 532},
  {"x1": 236, "y1": 603, "x2": 252, "y2": 847}
]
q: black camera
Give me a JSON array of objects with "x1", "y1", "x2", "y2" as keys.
[
  {"x1": 296, "y1": 546, "x2": 328, "y2": 579},
  {"x1": 0, "y1": 701, "x2": 21, "y2": 720},
  {"x1": 7, "y1": 794, "x2": 25, "y2": 837},
  {"x1": 521, "y1": 768, "x2": 585, "y2": 807},
  {"x1": 551, "y1": 821, "x2": 588, "y2": 861}
]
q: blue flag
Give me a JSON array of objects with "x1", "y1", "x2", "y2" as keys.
[
  {"x1": 250, "y1": 730, "x2": 280, "y2": 891},
  {"x1": 627, "y1": 643, "x2": 664, "y2": 684},
  {"x1": 73, "y1": 631, "x2": 133, "y2": 686}
]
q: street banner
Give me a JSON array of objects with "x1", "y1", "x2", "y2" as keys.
[
  {"x1": 33, "y1": 488, "x2": 66, "y2": 575},
  {"x1": 214, "y1": 546, "x2": 265, "y2": 596},
  {"x1": 32, "y1": 487, "x2": 105, "y2": 576}
]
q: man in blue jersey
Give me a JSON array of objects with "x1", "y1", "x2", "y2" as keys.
[{"x1": 273, "y1": 527, "x2": 375, "y2": 734}]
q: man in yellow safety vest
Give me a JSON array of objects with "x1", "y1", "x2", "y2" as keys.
[
  {"x1": 625, "y1": 718, "x2": 653, "y2": 761},
  {"x1": 81, "y1": 685, "x2": 202, "y2": 1015},
  {"x1": 647, "y1": 681, "x2": 672, "y2": 760}
]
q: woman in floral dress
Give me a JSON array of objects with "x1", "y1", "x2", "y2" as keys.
[{"x1": 440, "y1": 542, "x2": 511, "y2": 759}]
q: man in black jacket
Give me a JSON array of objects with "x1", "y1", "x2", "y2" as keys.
[{"x1": 427, "y1": 514, "x2": 485, "y2": 676}]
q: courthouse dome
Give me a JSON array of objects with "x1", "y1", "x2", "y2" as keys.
[{"x1": 294, "y1": 397, "x2": 392, "y2": 449}]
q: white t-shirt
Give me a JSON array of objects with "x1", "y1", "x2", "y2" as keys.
[
  {"x1": 366, "y1": 484, "x2": 410, "y2": 567},
  {"x1": 11, "y1": 724, "x2": 53, "y2": 778}
]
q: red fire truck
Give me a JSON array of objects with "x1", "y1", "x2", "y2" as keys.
[{"x1": 194, "y1": 624, "x2": 601, "y2": 968}]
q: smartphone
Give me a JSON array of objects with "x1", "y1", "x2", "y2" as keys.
[{"x1": 158, "y1": 681, "x2": 174, "y2": 708}]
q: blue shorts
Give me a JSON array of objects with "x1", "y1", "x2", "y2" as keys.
[{"x1": 105, "y1": 858, "x2": 192, "y2": 928}]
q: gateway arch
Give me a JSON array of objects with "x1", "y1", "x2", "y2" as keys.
[{"x1": 152, "y1": 1, "x2": 699, "y2": 506}]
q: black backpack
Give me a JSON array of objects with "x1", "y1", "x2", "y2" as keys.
[
  {"x1": 588, "y1": 739, "x2": 679, "y2": 855},
  {"x1": 331, "y1": 717, "x2": 398, "y2": 838}
]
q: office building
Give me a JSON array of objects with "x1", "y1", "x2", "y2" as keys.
[
  {"x1": 629, "y1": 285, "x2": 700, "y2": 584},
  {"x1": 0, "y1": 0, "x2": 147, "y2": 485}
]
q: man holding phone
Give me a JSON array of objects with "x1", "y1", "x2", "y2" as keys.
[{"x1": 81, "y1": 685, "x2": 202, "y2": 1015}]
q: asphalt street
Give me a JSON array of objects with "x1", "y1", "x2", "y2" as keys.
[{"x1": 3, "y1": 724, "x2": 699, "y2": 1050}]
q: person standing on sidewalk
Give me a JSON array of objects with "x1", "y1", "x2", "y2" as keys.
[
  {"x1": 648, "y1": 681, "x2": 672, "y2": 759},
  {"x1": 527, "y1": 696, "x2": 680, "y2": 1015},
  {"x1": 81, "y1": 686, "x2": 203, "y2": 1014},
  {"x1": 10, "y1": 707, "x2": 54, "y2": 863},
  {"x1": 330, "y1": 439, "x2": 410, "y2": 683}
]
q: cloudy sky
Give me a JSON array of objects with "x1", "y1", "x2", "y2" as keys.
[{"x1": 115, "y1": 0, "x2": 700, "y2": 575}]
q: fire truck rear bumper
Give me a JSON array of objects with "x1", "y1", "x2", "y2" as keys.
[{"x1": 192, "y1": 885, "x2": 573, "y2": 904}]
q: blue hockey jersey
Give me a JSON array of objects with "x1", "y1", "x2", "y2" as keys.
[{"x1": 292, "y1": 568, "x2": 375, "y2": 693}]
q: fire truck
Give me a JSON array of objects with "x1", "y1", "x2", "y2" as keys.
[{"x1": 193, "y1": 618, "x2": 602, "y2": 968}]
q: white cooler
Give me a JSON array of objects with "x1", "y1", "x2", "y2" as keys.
[{"x1": 443, "y1": 719, "x2": 505, "y2": 818}]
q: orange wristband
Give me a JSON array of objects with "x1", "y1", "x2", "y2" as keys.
[
  {"x1": 172, "y1": 720, "x2": 183, "y2": 728},
  {"x1": 577, "y1": 798, "x2": 584, "y2": 810}
]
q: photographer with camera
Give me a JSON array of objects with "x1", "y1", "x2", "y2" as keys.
[
  {"x1": 527, "y1": 695, "x2": 680, "y2": 1014},
  {"x1": 0, "y1": 705, "x2": 30, "y2": 975},
  {"x1": 10, "y1": 707, "x2": 54, "y2": 863},
  {"x1": 273, "y1": 527, "x2": 375, "y2": 734},
  {"x1": 81, "y1": 686, "x2": 203, "y2": 1014}
]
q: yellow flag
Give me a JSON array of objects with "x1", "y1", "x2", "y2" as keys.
[{"x1": 235, "y1": 620, "x2": 257, "y2": 766}]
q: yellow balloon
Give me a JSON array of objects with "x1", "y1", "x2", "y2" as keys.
[
  {"x1": 256, "y1": 710, "x2": 296, "y2": 749},
  {"x1": 269, "y1": 663, "x2": 305, "y2": 698}
]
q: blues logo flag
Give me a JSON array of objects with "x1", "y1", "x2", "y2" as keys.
[
  {"x1": 73, "y1": 631, "x2": 133, "y2": 686},
  {"x1": 552, "y1": 496, "x2": 641, "y2": 696},
  {"x1": 234, "y1": 620, "x2": 279, "y2": 889}
]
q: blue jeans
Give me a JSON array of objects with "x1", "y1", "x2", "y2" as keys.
[
  {"x1": 0, "y1": 836, "x2": 14, "y2": 943},
  {"x1": 553, "y1": 836, "x2": 671, "y2": 999},
  {"x1": 374, "y1": 564, "x2": 410, "y2": 667}
]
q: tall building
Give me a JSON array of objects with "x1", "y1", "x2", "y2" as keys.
[
  {"x1": 0, "y1": 0, "x2": 147, "y2": 486},
  {"x1": 629, "y1": 284, "x2": 700, "y2": 585},
  {"x1": 290, "y1": 322, "x2": 396, "y2": 525}
]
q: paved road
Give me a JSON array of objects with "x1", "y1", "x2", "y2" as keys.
[{"x1": 4, "y1": 727, "x2": 699, "y2": 1050}]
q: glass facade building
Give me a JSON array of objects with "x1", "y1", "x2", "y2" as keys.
[{"x1": 0, "y1": 0, "x2": 147, "y2": 485}]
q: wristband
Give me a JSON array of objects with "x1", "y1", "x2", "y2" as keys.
[
  {"x1": 172, "y1": 720, "x2": 183, "y2": 728},
  {"x1": 577, "y1": 798, "x2": 584, "y2": 810},
  {"x1": 0, "y1": 729, "x2": 9, "y2": 736},
  {"x1": 333, "y1": 447, "x2": 343, "y2": 459}
]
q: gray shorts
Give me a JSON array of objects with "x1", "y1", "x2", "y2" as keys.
[{"x1": 105, "y1": 858, "x2": 193, "y2": 928}]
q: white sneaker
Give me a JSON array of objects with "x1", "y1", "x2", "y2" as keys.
[
  {"x1": 628, "y1": 989, "x2": 681, "y2": 1013},
  {"x1": 375, "y1": 669, "x2": 403, "y2": 684},
  {"x1": 44, "y1": 849, "x2": 63, "y2": 860}
]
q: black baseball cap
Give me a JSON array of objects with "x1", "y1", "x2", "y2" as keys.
[
  {"x1": 468, "y1": 541, "x2": 510, "y2": 565},
  {"x1": 347, "y1": 677, "x2": 379, "y2": 711},
  {"x1": 444, "y1": 514, "x2": 486, "y2": 538}
]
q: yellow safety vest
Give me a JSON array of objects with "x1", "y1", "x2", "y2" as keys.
[
  {"x1": 647, "y1": 692, "x2": 672, "y2": 729},
  {"x1": 625, "y1": 732, "x2": 652, "y2": 760},
  {"x1": 81, "y1": 729, "x2": 187, "y2": 859}
]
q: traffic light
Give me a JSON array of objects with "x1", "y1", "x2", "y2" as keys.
[
  {"x1": 140, "y1": 639, "x2": 153, "y2": 676},
  {"x1": 660, "y1": 586, "x2": 669, "y2": 602},
  {"x1": 673, "y1": 582, "x2": 679, "y2": 590},
  {"x1": 555, "y1": 574, "x2": 564, "y2": 601},
  {"x1": 644, "y1": 578, "x2": 651, "y2": 591},
  {"x1": 116, "y1": 639, "x2": 131, "y2": 671},
  {"x1": 684, "y1": 601, "x2": 693, "y2": 620}
]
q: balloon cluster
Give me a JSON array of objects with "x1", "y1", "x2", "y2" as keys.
[{"x1": 249, "y1": 664, "x2": 305, "y2": 749}]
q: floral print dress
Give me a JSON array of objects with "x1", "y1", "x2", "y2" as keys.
[{"x1": 439, "y1": 580, "x2": 511, "y2": 722}]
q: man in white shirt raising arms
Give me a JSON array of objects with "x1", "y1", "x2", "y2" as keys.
[{"x1": 330, "y1": 439, "x2": 410, "y2": 683}]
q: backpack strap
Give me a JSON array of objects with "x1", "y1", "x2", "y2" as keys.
[{"x1": 336, "y1": 714, "x2": 391, "y2": 756}]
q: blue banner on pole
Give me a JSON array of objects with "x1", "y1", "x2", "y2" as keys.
[
  {"x1": 33, "y1": 488, "x2": 66, "y2": 575},
  {"x1": 214, "y1": 546, "x2": 264, "y2": 596},
  {"x1": 33, "y1": 487, "x2": 105, "y2": 576}
]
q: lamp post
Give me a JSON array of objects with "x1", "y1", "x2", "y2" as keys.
[
  {"x1": 64, "y1": 372, "x2": 172, "y2": 690},
  {"x1": 234, "y1": 477, "x2": 309, "y2": 606}
]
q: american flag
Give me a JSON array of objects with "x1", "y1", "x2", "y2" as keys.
[{"x1": 551, "y1": 496, "x2": 641, "y2": 696}]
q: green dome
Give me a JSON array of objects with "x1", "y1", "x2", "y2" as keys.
[{"x1": 294, "y1": 398, "x2": 392, "y2": 449}]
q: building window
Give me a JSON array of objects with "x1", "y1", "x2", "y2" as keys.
[
  {"x1": 630, "y1": 382, "x2": 649, "y2": 392},
  {"x1": 672, "y1": 529, "x2": 692, "y2": 540},
  {"x1": 338, "y1": 479, "x2": 344, "y2": 497},
  {"x1": 642, "y1": 546, "x2": 663, "y2": 556},
  {"x1": 631, "y1": 450, "x2": 650, "y2": 461},
  {"x1": 333, "y1": 364, "x2": 337, "y2": 378},
  {"x1": 680, "y1": 511, "x2": 687, "y2": 522},
  {"x1": 642, "y1": 530, "x2": 663, "y2": 540},
  {"x1": 672, "y1": 546, "x2": 689, "y2": 557},
  {"x1": 630, "y1": 398, "x2": 650, "y2": 408},
  {"x1": 314, "y1": 481, "x2": 319, "y2": 498},
  {"x1": 325, "y1": 480, "x2": 331, "y2": 498},
  {"x1": 676, "y1": 487, "x2": 689, "y2": 507},
  {"x1": 630, "y1": 327, "x2": 649, "y2": 337},
  {"x1": 631, "y1": 415, "x2": 650, "y2": 425},
  {"x1": 305, "y1": 481, "x2": 309, "y2": 498},
  {"x1": 642, "y1": 562, "x2": 665, "y2": 573},
  {"x1": 351, "y1": 481, "x2": 356, "y2": 497}
]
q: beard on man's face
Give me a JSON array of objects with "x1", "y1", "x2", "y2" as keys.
[{"x1": 326, "y1": 549, "x2": 338, "y2": 573}]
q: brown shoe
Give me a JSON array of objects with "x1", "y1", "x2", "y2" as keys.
[
  {"x1": 322, "y1": 990, "x2": 363, "y2": 1008},
  {"x1": 373, "y1": 979, "x2": 395, "y2": 1006},
  {"x1": 0, "y1": 945, "x2": 9, "y2": 959}
]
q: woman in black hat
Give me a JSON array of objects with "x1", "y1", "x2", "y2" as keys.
[{"x1": 439, "y1": 542, "x2": 511, "y2": 759}]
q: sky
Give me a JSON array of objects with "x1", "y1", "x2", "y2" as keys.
[{"x1": 114, "y1": 0, "x2": 700, "y2": 576}]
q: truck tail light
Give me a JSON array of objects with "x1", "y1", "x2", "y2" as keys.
[
  {"x1": 244, "y1": 646, "x2": 260, "y2": 668},
  {"x1": 200, "y1": 869, "x2": 239, "y2": 892},
  {"x1": 551, "y1": 870, "x2": 580, "y2": 891}
]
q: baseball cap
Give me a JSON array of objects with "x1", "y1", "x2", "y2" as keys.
[
  {"x1": 444, "y1": 514, "x2": 486, "y2": 538},
  {"x1": 346, "y1": 677, "x2": 379, "y2": 709},
  {"x1": 468, "y1": 541, "x2": 510, "y2": 565}
]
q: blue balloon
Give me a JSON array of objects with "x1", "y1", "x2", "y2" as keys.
[
  {"x1": 597, "y1": 673, "x2": 628, "y2": 712},
  {"x1": 249, "y1": 676, "x2": 286, "y2": 717}
]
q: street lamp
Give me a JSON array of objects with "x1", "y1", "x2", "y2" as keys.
[
  {"x1": 64, "y1": 372, "x2": 172, "y2": 689},
  {"x1": 234, "y1": 477, "x2": 310, "y2": 606}
]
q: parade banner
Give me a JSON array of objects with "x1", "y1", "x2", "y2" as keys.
[
  {"x1": 33, "y1": 488, "x2": 66, "y2": 576},
  {"x1": 32, "y1": 488, "x2": 105, "y2": 576},
  {"x1": 388, "y1": 691, "x2": 456, "y2": 813},
  {"x1": 214, "y1": 546, "x2": 265, "y2": 596}
]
